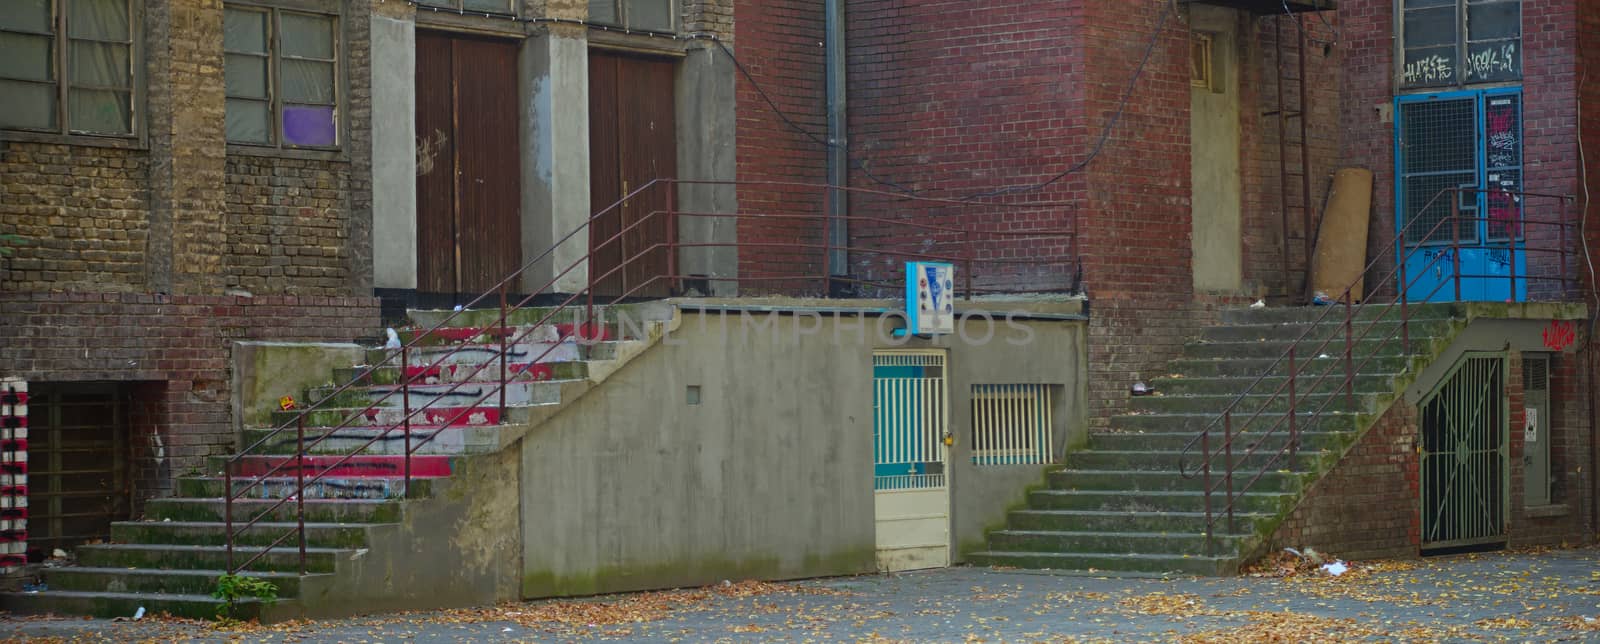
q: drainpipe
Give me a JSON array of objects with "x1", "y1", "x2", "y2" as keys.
[{"x1": 825, "y1": 0, "x2": 849, "y2": 284}]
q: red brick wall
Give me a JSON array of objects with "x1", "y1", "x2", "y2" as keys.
[
  {"x1": 733, "y1": 0, "x2": 828, "y2": 293},
  {"x1": 1270, "y1": 401, "x2": 1420, "y2": 560},
  {"x1": 0, "y1": 293, "x2": 379, "y2": 500}
]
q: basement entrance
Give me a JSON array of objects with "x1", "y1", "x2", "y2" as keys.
[
  {"x1": 26, "y1": 383, "x2": 132, "y2": 561},
  {"x1": 1419, "y1": 353, "x2": 1507, "y2": 551},
  {"x1": 871, "y1": 351, "x2": 950, "y2": 572}
]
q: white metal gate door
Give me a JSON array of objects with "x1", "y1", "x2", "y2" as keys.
[{"x1": 872, "y1": 351, "x2": 950, "y2": 572}]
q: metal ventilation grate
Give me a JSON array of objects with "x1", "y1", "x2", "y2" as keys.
[{"x1": 1524, "y1": 356, "x2": 1548, "y2": 393}]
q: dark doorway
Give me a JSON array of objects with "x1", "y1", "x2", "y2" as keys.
[
  {"x1": 416, "y1": 31, "x2": 523, "y2": 303},
  {"x1": 588, "y1": 50, "x2": 677, "y2": 298},
  {"x1": 26, "y1": 383, "x2": 132, "y2": 561}
]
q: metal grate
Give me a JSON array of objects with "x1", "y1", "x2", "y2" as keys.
[
  {"x1": 1420, "y1": 354, "x2": 1506, "y2": 550},
  {"x1": 970, "y1": 385, "x2": 1054, "y2": 466},
  {"x1": 872, "y1": 351, "x2": 948, "y2": 491},
  {"x1": 1523, "y1": 355, "x2": 1547, "y2": 392},
  {"x1": 26, "y1": 384, "x2": 130, "y2": 561},
  {"x1": 1400, "y1": 97, "x2": 1478, "y2": 245}
]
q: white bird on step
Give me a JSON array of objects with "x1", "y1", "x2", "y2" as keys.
[{"x1": 385, "y1": 327, "x2": 402, "y2": 350}]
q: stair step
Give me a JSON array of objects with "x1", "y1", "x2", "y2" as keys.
[
  {"x1": 242, "y1": 425, "x2": 504, "y2": 456},
  {"x1": 1062, "y1": 449, "x2": 1325, "y2": 472},
  {"x1": 44, "y1": 567, "x2": 313, "y2": 597},
  {"x1": 966, "y1": 551, "x2": 1234, "y2": 575},
  {"x1": 1147, "y1": 373, "x2": 1398, "y2": 396},
  {"x1": 1025, "y1": 489, "x2": 1293, "y2": 514},
  {"x1": 1109, "y1": 411, "x2": 1363, "y2": 433},
  {"x1": 1046, "y1": 469, "x2": 1307, "y2": 493},
  {"x1": 1007, "y1": 509, "x2": 1271, "y2": 534},
  {"x1": 215, "y1": 455, "x2": 452, "y2": 478},
  {"x1": 111, "y1": 521, "x2": 379, "y2": 549},
  {"x1": 332, "y1": 360, "x2": 587, "y2": 386},
  {"x1": 1167, "y1": 355, "x2": 1414, "y2": 378},
  {"x1": 1128, "y1": 392, "x2": 1380, "y2": 415},
  {"x1": 1219, "y1": 303, "x2": 1459, "y2": 325},
  {"x1": 1088, "y1": 430, "x2": 1353, "y2": 453},
  {"x1": 176, "y1": 476, "x2": 435, "y2": 500},
  {"x1": 406, "y1": 302, "x2": 672, "y2": 330},
  {"x1": 143, "y1": 498, "x2": 403, "y2": 524},
  {"x1": 363, "y1": 339, "x2": 607, "y2": 367},
  {"x1": 268, "y1": 404, "x2": 531, "y2": 429},
  {"x1": 1199, "y1": 319, "x2": 1454, "y2": 343},
  {"x1": 1, "y1": 589, "x2": 286, "y2": 621},
  {"x1": 75, "y1": 543, "x2": 351, "y2": 573},
  {"x1": 985, "y1": 530, "x2": 1246, "y2": 556},
  {"x1": 1183, "y1": 338, "x2": 1419, "y2": 360},
  {"x1": 309, "y1": 380, "x2": 568, "y2": 409}
]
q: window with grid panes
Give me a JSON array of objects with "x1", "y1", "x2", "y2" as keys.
[
  {"x1": 413, "y1": 0, "x2": 516, "y2": 14},
  {"x1": 1401, "y1": 0, "x2": 1520, "y2": 89},
  {"x1": 224, "y1": 6, "x2": 339, "y2": 148},
  {"x1": 588, "y1": 0, "x2": 675, "y2": 32},
  {"x1": 0, "y1": 0, "x2": 137, "y2": 136}
]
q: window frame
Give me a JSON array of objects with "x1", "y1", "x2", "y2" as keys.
[
  {"x1": 588, "y1": 0, "x2": 678, "y2": 34},
  {"x1": 412, "y1": 0, "x2": 518, "y2": 15},
  {"x1": 1396, "y1": 0, "x2": 1522, "y2": 91},
  {"x1": 0, "y1": 0, "x2": 143, "y2": 140},
  {"x1": 223, "y1": 2, "x2": 343, "y2": 151}
]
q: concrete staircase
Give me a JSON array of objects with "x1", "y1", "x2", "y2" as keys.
[
  {"x1": 968, "y1": 304, "x2": 1464, "y2": 575},
  {"x1": 1, "y1": 304, "x2": 672, "y2": 621}
]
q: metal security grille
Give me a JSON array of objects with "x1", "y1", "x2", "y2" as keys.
[
  {"x1": 1420, "y1": 354, "x2": 1507, "y2": 550},
  {"x1": 872, "y1": 352, "x2": 947, "y2": 491},
  {"x1": 1400, "y1": 97, "x2": 1478, "y2": 245},
  {"x1": 27, "y1": 384, "x2": 130, "y2": 560},
  {"x1": 970, "y1": 385, "x2": 1053, "y2": 466}
]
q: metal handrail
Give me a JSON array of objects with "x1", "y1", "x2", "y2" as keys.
[
  {"x1": 1177, "y1": 187, "x2": 1578, "y2": 556},
  {"x1": 220, "y1": 179, "x2": 1079, "y2": 574}
]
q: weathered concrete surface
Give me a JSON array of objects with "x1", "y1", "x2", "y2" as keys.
[
  {"x1": 370, "y1": 12, "x2": 418, "y2": 290},
  {"x1": 1403, "y1": 301, "x2": 1590, "y2": 404},
  {"x1": 520, "y1": 26, "x2": 591, "y2": 295},
  {"x1": 517, "y1": 303, "x2": 1087, "y2": 597},
  {"x1": 15, "y1": 547, "x2": 1600, "y2": 642},
  {"x1": 232, "y1": 342, "x2": 365, "y2": 432},
  {"x1": 675, "y1": 44, "x2": 739, "y2": 296},
  {"x1": 1189, "y1": 5, "x2": 1244, "y2": 294}
]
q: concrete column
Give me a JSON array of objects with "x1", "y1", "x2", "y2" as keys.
[
  {"x1": 520, "y1": 25, "x2": 590, "y2": 295},
  {"x1": 370, "y1": 9, "x2": 418, "y2": 290},
  {"x1": 675, "y1": 44, "x2": 739, "y2": 296}
]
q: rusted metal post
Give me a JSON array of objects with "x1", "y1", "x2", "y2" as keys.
[
  {"x1": 1275, "y1": 18, "x2": 1292, "y2": 297},
  {"x1": 1296, "y1": 15, "x2": 1314, "y2": 283},
  {"x1": 296, "y1": 415, "x2": 307, "y2": 575},
  {"x1": 1288, "y1": 345, "x2": 1298, "y2": 460},
  {"x1": 1344, "y1": 306, "x2": 1355, "y2": 409},
  {"x1": 1451, "y1": 191, "x2": 1462, "y2": 301},
  {"x1": 822, "y1": 184, "x2": 833, "y2": 296},
  {"x1": 667, "y1": 180, "x2": 680, "y2": 295},
  {"x1": 1223, "y1": 411, "x2": 1236, "y2": 535},
  {"x1": 1200, "y1": 428, "x2": 1213, "y2": 557},
  {"x1": 1399, "y1": 228, "x2": 1410, "y2": 353},
  {"x1": 498, "y1": 284, "x2": 508, "y2": 417},
  {"x1": 1507, "y1": 217, "x2": 1517, "y2": 303},
  {"x1": 402, "y1": 344, "x2": 412, "y2": 498},
  {"x1": 224, "y1": 460, "x2": 234, "y2": 573},
  {"x1": 964, "y1": 230, "x2": 975, "y2": 300}
]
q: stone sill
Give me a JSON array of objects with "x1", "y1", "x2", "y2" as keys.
[
  {"x1": 0, "y1": 129, "x2": 145, "y2": 151},
  {"x1": 1524, "y1": 504, "x2": 1570, "y2": 519},
  {"x1": 226, "y1": 144, "x2": 348, "y2": 163}
]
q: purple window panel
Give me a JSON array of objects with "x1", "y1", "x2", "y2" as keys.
[{"x1": 283, "y1": 105, "x2": 336, "y2": 146}]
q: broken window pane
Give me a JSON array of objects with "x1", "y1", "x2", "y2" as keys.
[
  {"x1": 0, "y1": 79, "x2": 56, "y2": 130},
  {"x1": 69, "y1": 40, "x2": 129, "y2": 88},
  {"x1": 68, "y1": 0, "x2": 129, "y2": 41},
  {"x1": 0, "y1": 0, "x2": 52, "y2": 33},
  {"x1": 281, "y1": 13, "x2": 334, "y2": 60},
  {"x1": 68, "y1": 88, "x2": 130, "y2": 134},
  {"x1": 225, "y1": 8, "x2": 268, "y2": 54},
  {"x1": 226, "y1": 98, "x2": 271, "y2": 143},
  {"x1": 283, "y1": 104, "x2": 336, "y2": 146},
  {"x1": 0, "y1": 32, "x2": 54, "y2": 82},
  {"x1": 281, "y1": 59, "x2": 334, "y2": 104}
]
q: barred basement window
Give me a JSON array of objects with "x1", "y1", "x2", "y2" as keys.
[
  {"x1": 224, "y1": 5, "x2": 340, "y2": 148},
  {"x1": 588, "y1": 0, "x2": 676, "y2": 33},
  {"x1": 970, "y1": 384, "x2": 1054, "y2": 466},
  {"x1": 1400, "y1": 0, "x2": 1521, "y2": 89},
  {"x1": 0, "y1": 0, "x2": 139, "y2": 136}
]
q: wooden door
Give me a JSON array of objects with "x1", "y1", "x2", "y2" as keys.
[
  {"x1": 589, "y1": 51, "x2": 677, "y2": 298},
  {"x1": 416, "y1": 31, "x2": 522, "y2": 300}
]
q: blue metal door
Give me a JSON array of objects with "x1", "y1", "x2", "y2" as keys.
[{"x1": 1397, "y1": 88, "x2": 1526, "y2": 303}]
